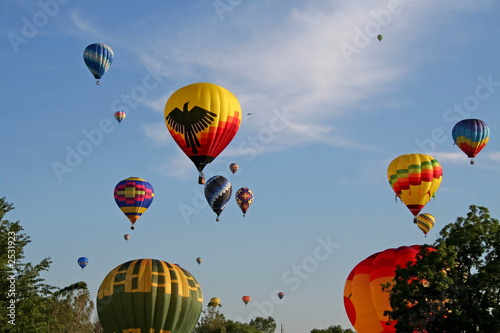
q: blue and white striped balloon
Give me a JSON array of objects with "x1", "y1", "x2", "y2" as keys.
[{"x1": 83, "y1": 43, "x2": 114, "y2": 84}]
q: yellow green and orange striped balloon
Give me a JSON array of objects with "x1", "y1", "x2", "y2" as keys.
[
  {"x1": 387, "y1": 154, "x2": 442, "y2": 217},
  {"x1": 416, "y1": 213, "x2": 435, "y2": 236},
  {"x1": 97, "y1": 259, "x2": 203, "y2": 333}
]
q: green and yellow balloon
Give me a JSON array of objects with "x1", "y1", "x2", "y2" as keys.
[{"x1": 97, "y1": 259, "x2": 203, "y2": 333}]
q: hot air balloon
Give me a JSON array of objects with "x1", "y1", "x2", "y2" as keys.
[
  {"x1": 452, "y1": 118, "x2": 490, "y2": 165},
  {"x1": 387, "y1": 154, "x2": 442, "y2": 222},
  {"x1": 124, "y1": 234, "x2": 130, "y2": 241},
  {"x1": 83, "y1": 43, "x2": 114, "y2": 85},
  {"x1": 97, "y1": 259, "x2": 203, "y2": 333},
  {"x1": 229, "y1": 162, "x2": 239, "y2": 174},
  {"x1": 77, "y1": 257, "x2": 88, "y2": 270},
  {"x1": 114, "y1": 177, "x2": 155, "y2": 230},
  {"x1": 208, "y1": 297, "x2": 221, "y2": 307},
  {"x1": 164, "y1": 82, "x2": 242, "y2": 184},
  {"x1": 278, "y1": 292, "x2": 284, "y2": 300},
  {"x1": 416, "y1": 213, "x2": 435, "y2": 237},
  {"x1": 114, "y1": 111, "x2": 126, "y2": 124},
  {"x1": 204, "y1": 175, "x2": 232, "y2": 222},
  {"x1": 344, "y1": 245, "x2": 421, "y2": 333},
  {"x1": 377, "y1": 34, "x2": 383, "y2": 42},
  {"x1": 235, "y1": 187, "x2": 253, "y2": 217},
  {"x1": 242, "y1": 295, "x2": 251, "y2": 305},
  {"x1": 196, "y1": 257, "x2": 202, "y2": 265}
]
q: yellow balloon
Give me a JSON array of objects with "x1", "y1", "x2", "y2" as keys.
[{"x1": 387, "y1": 154, "x2": 443, "y2": 219}]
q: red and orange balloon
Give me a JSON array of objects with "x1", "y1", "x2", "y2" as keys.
[{"x1": 343, "y1": 245, "x2": 421, "y2": 333}]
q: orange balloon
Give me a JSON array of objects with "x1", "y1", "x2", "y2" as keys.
[
  {"x1": 343, "y1": 245, "x2": 421, "y2": 333},
  {"x1": 242, "y1": 295, "x2": 251, "y2": 305}
]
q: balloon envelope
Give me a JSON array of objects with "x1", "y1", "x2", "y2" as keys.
[
  {"x1": 387, "y1": 154, "x2": 442, "y2": 218},
  {"x1": 77, "y1": 257, "x2": 88, "y2": 270},
  {"x1": 114, "y1": 111, "x2": 126, "y2": 123},
  {"x1": 278, "y1": 292, "x2": 284, "y2": 299},
  {"x1": 83, "y1": 43, "x2": 113, "y2": 84},
  {"x1": 124, "y1": 234, "x2": 130, "y2": 241},
  {"x1": 208, "y1": 297, "x2": 220, "y2": 307},
  {"x1": 114, "y1": 177, "x2": 154, "y2": 229},
  {"x1": 344, "y1": 245, "x2": 421, "y2": 333},
  {"x1": 235, "y1": 187, "x2": 253, "y2": 216},
  {"x1": 196, "y1": 257, "x2": 202, "y2": 265},
  {"x1": 416, "y1": 213, "x2": 435, "y2": 236},
  {"x1": 164, "y1": 83, "x2": 242, "y2": 184},
  {"x1": 452, "y1": 119, "x2": 489, "y2": 162},
  {"x1": 377, "y1": 34, "x2": 383, "y2": 41},
  {"x1": 97, "y1": 259, "x2": 203, "y2": 333},
  {"x1": 242, "y1": 295, "x2": 251, "y2": 305},
  {"x1": 204, "y1": 175, "x2": 232, "y2": 221},
  {"x1": 229, "y1": 163, "x2": 239, "y2": 174}
]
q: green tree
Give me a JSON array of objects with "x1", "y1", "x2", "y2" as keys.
[
  {"x1": 249, "y1": 316, "x2": 277, "y2": 333},
  {"x1": 310, "y1": 324, "x2": 355, "y2": 333},
  {"x1": 0, "y1": 197, "x2": 97, "y2": 332},
  {"x1": 53, "y1": 281, "x2": 95, "y2": 332},
  {"x1": 194, "y1": 306, "x2": 227, "y2": 333},
  {"x1": 384, "y1": 205, "x2": 500, "y2": 332}
]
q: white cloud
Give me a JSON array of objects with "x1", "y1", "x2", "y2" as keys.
[{"x1": 141, "y1": 122, "x2": 171, "y2": 145}]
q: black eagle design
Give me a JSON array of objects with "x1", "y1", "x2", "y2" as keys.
[{"x1": 166, "y1": 102, "x2": 217, "y2": 155}]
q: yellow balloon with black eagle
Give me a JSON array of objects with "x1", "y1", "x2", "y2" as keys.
[
  {"x1": 97, "y1": 259, "x2": 203, "y2": 333},
  {"x1": 164, "y1": 82, "x2": 242, "y2": 184}
]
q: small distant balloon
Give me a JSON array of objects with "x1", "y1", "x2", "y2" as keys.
[
  {"x1": 242, "y1": 295, "x2": 251, "y2": 305},
  {"x1": 278, "y1": 292, "x2": 284, "y2": 300},
  {"x1": 235, "y1": 187, "x2": 253, "y2": 217},
  {"x1": 229, "y1": 163, "x2": 239, "y2": 174},
  {"x1": 77, "y1": 257, "x2": 89, "y2": 270},
  {"x1": 124, "y1": 234, "x2": 130, "y2": 241},
  {"x1": 196, "y1": 257, "x2": 202, "y2": 265},
  {"x1": 114, "y1": 111, "x2": 126, "y2": 124},
  {"x1": 416, "y1": 213, "x2": 435, "y2": 237},
  {"x1": 208, "y1": 297, "x2": 221, "y2": 307},
  {"x1": 377, "y1": 34, "x2": 383, "y2": 42}
]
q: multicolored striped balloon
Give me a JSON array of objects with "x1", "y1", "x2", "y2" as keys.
[
  {"x1": 452, "y1": 118, "x2": 489, "y2": 164},
  {"x1": 204, "y1": 175, "x2": 232, "y2": 221},
  {"x1": 235, "y1": 187, "x2": 253, "y2": 217},
  {"x1": 416, "y1": 213, "x2": 435, "y2": 237},
  {"x1": 83, "y1": 43, "x2": 114, "y2": 85},
  {"x1": 114, "y1": 177, "x2": 154, "y2": 229},
  {"x1": 387, "y1": 154, "x2": 443, "y2": 220}
]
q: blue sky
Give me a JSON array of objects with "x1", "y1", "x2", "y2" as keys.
[{"x1": 1, "y1": 1, "x2": 499, "y2": 332}]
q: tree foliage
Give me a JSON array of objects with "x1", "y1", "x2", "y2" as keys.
[
  {"x1": 384, "y1": 205, "x2": 500, "y2": 332},
  {"x1": 194, "y1": 306, "x2": 276, "y2": 333},
  {"x1": 0, "y1": 197, "x2": 98, "y2": 332},
  {"x1": 310, "y1": 324, "x2": 355, "y2": 333}
]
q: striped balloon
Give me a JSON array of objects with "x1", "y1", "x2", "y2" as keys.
[
  {"x1": 83, "y1": 43, "x2": 114, "y2": 84},
  {"x1": 114, "y1": 111, "x2": 126, "y2": 124},
  {"x1": 452, "y1": 119, "x2": 489, "y2": 164},
  {"x1": 416, "y1": 213, "x2": 435, "y2": 236},
  {"x1": 97, "y1": 259, "x2": 203, "y2": 333},
  {"x1": 235, "y1": 187, "x2": 253, "y2": 217},
  {"x1": 387, "y1": 154, "x2": 443, "y2": 219},
  {"x1": 204, "y1": 175, "x2": 232, "y2": 221},
  {"x1": 114, "y1": 177, "x2": 154, "y2": 229}
]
